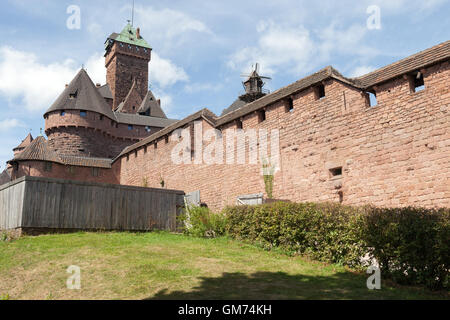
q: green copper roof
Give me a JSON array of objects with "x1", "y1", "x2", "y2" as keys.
[{"x1": 107, "y1": 23, "x2": 151, "y2": 49}]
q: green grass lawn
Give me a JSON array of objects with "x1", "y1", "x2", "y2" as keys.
[{"x1": 0, "y1": 232, "x2": 447, "y2": 300}]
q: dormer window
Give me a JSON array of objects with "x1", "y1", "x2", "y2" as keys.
[{"x1": 69, "y1": 90, "x2": 78, "y2": 99}]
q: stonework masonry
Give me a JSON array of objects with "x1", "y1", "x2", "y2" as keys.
[
  {"x1": 105, "y1": 41, "x2": 151, "y2": 109},
  {"x1": 116, "y1": 60, "x2": 450, "y2": 211}
]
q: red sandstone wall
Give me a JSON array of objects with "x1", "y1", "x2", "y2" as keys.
[
  {"x1": 45, "y1": 110, "x2": 160, "y2": 158},
  {"x1": 12, "y1": 161, "x2": 118, "y2": 184},
  {"x1": 116, "y1": 61, "x2": 450, "y2": 211}
]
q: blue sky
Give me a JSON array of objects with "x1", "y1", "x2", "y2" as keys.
[{"x1": 0, "y1": 0, "x2": 449, "y2": 169}]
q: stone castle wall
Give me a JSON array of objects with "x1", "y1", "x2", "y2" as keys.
[
  {"x1": 45, "y1": 110, "x2": 160, "y2": 158},
  {"x1": 116, "y1": 61, "x2": 450, "y2": 211}
]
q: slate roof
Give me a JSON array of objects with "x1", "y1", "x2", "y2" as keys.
[
  {"x1": 13, "y1": 133, "x2": 33, "y2": 151},
  {"x1": 114, "y1": 112, "x2": 178, "y2": 127},
  {"x1": 97, "y1": 84, "x2": 113, "y2": 99},
  {"x1": 9, "y1": 136, "x2": 112, "y2": 168},
  {"x1": 45, "y1": 69, "x2": 116, "y2": 120},
  {"x1": 220, "y1": 98, "x2": 247, "y2": 116},
  {"x1": 0, "y1": 170, "x2": 11, "y2": 185},
  {"x1": 12, "y1": 136, "x2": 61, "y2": 163},
  {"x1": 138, "y1": 91, "x2": 167, "y2": 118}
]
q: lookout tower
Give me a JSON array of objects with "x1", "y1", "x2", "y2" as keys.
[{"x1": 104, "y1": 23, "x2": 152, "y2": 109}]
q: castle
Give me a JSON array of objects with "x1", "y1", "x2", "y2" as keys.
[{"x1": 2, "y1": 24, "x2": 449, "y2": 210}]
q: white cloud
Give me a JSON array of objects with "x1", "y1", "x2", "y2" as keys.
[
  {"x1": 132, "y1": 5, "x2": 212, "y2": 50},
  {"x1": 228, "y1": 20, "x2": 379, "y2": 77},
  {"x1": 0, "y1": 46, "x2": 78, "y2": 112},
  {"x1": 0, "y1": 46, "x2": 107, "y2": 112},
  {"x1": 0, "y1": 118, "x2": 25, "y2": 132},
  {"x1": 150, "y1": 52, "x2": 189, "y2": 88},
  {"x1": 350, "y1": 66, "x2": 376, "y2": 77},
  {"x1": 85, "y1": 52, "x2": 106, "y2": 85},
  {"x1": 228, "y1": 21, "x2": 316, "y2": 75}
]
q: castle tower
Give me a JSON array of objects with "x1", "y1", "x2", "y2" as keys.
[{"x1": 105, "y1": 23, "x2": 152, "y2": 109}]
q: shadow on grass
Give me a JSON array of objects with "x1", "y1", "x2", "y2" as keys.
[{"x1": 146, "y1": 271, "x2": 440, "y2": 300}]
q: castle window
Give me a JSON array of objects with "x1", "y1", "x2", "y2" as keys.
[
  {"x1": 60, "y1": 111, "x2": 66, "y2": 116},
  {"x1": 67, "y1": 166, "x2": 76, "y2": 175},
  {"x1": 365, "y1": 92, "x2": 377, "y2": 108},
  {"x1": 128, "y1": 125, "x2": 133, "y2": 131},
  {"x1": 154, "y1": 142, "x2": 158, "y2": 149},
  {"x1": 165, "y1": 135, "x2": 169, "y2": 144},
  {"x1": 111, "y1": 120, "x2": 114, "y2": 127},
  {"x1": 120, "y1": 43, "x2": 124, "y2": 47},
  {"x1": 314, "y1": 84, "x2": 326, "y2": 100},
  {"x1": 409, "y1": 72, "x2": 425, "y2": 93},
  {"x1": 144, "y1": 146, "x2": 147, "y2": 154},
  {"x1": 91, "y1": 167, "x2": 99, "y2": 177},
  {"x1": 44, "y1": 162, "x2": 52, "y2": 172},
  {"x1": 286, "y1": 97, "x2": 294, "y2": 113},
  {"x1": 145, "y1": 126, "x2": 151, "y2": 133},
  {"x1": 329, "y1": 167, "x2": 343, "y2": 178},
  {"x1": 144, "y1": 48, "x2": 147, "y2": 53},
  {"x1": 236, "y1": 119, "x2": 243, "y2": 130},
  {"x1": 132, "y1": 106, "x2": 135, "y2": 110},
  {"x1": 258, "y1": 109, "x2": 266, "y2": 123},
  {"x1": 99, "y1": 115, "x2": 104, "y2": 121},
  {"x1": 80, "y1": 110, "x2": 87, "y2": 117}
]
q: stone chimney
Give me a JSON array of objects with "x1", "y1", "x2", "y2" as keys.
[{"x1": 136, "y1": 27, "x2": 141, "y2": 39}]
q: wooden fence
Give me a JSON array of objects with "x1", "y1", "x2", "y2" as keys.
[{"x1": 0, "y1": 176, "x2": 185, "y2": 232}]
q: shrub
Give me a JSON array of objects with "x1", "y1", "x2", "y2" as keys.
[
  {"x1": 360, "y1": 206, "x2": 450, "y2": 290},
  {"x1": 225, "y1": 202, "x2": 450, "y2": 290},
  {"x1": 179, "y1": 205, "x2": 228, "y2": 238},
  {"x1": 225, "y1": 202, "x2": 365, "y2": 268}
]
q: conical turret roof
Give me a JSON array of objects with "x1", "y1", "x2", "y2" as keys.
[
  {"x1": 13, "y1": 133, "x2": 33, "y2": 151},
  {"x1": 44, "y1": 69, "x2": 116, "y2": 120}
]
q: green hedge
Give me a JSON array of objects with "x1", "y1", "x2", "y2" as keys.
[
  {"x1": 360, "y1": 207, "x2": 450, "y2": 290},
  {"x1": 224, "y1": 202, "x2": 450, "y2": 290}
]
